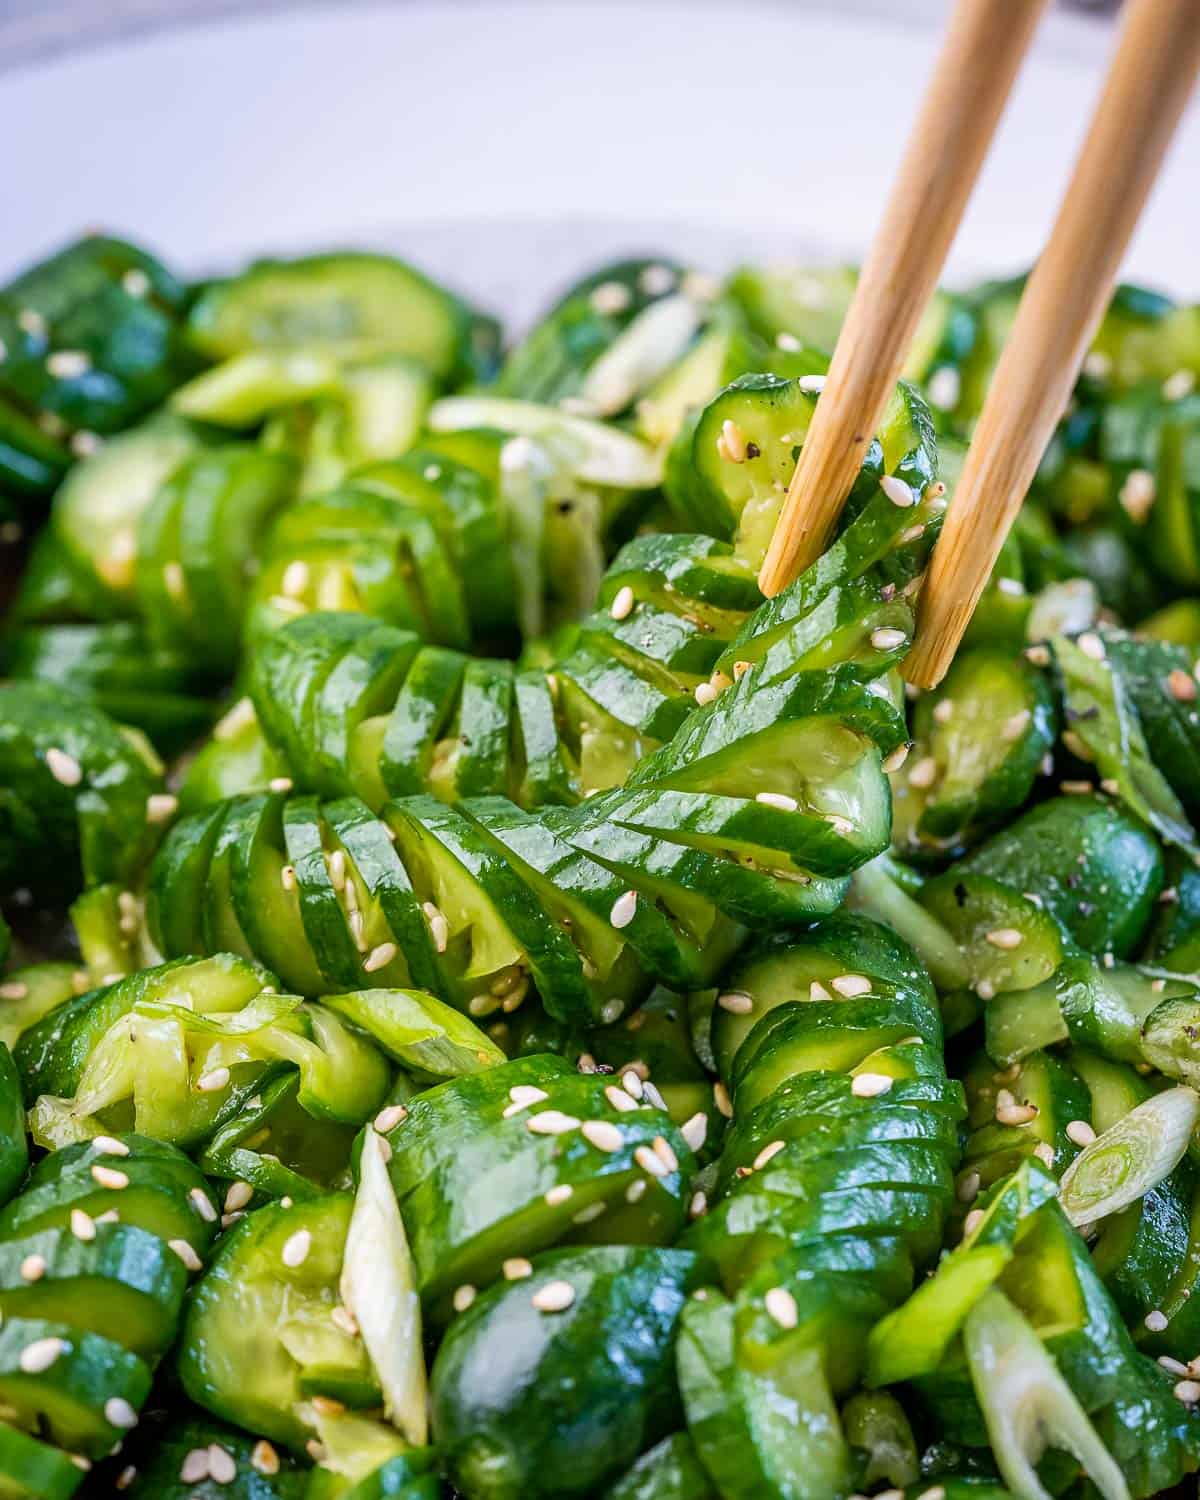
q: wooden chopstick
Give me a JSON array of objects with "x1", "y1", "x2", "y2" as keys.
[
  {"x1": 906, "y1": 0, "x2": 1200, "y2": 688},
  {"x1": 757, "y1": 0, "x2": 1050, "y2": 599}
]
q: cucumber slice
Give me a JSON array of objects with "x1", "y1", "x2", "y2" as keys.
[
  {"x1": 0, "y1": 1421, "x2": 83, "y2": 1500},
  {"x1": 0, "y1": 1043, "x2": 27, "y2": 1205}
]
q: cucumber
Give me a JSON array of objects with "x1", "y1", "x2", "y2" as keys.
[
  {"x1": 113, "y1": 1412, "x2": 307, "y2": 1498},
  {"x1": 600, "y1": 1433, "x2": 716, "y2": 1500},
  {"x1": 431, "y1": 1245, "x2": 705, "y2": 1500},
  {"x1": 0, "y1": 1042, "x2": 27, "y2": 1204},
  {"x1": 187, "y1": 252, "x2": 477, "y2": 379},
  {"x1": 0, "y1": 1421, "x2": 84, "y2": 1500}
]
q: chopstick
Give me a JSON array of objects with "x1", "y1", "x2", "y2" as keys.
[
  {"x1": 756, "y1": 0, "x2": 1051, "y2": 599},
  {"x1": 906, "y1": 0, "x2": 1200, "y2": 687}
]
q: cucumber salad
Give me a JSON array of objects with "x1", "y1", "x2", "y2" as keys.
[{"x1": 0, "y1": 235, "x2": 1199, "y2": 1500}]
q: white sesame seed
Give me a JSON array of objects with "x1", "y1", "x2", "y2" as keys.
[
  {"x1": 1064, "y1": 1118, "x2": 1096, "y2": 1148},
  {"x1": 1026, "y1": 644, "x2": 1052, "y2": 668},
  {"x1": 720, "y1": 419, "x2": 748, "y2": 463},
  {"x1": 224, "y1": 1181, "x2": 254, "y2": 1214},
  {"x1": 717, "y1": 991, "x2": 754, "y2": 1014},
  {"x1": 995, "y1": 1089, "x2": 1038, "y2": 1126},
  {"x1": 504, "y1": 1257, "x2": 533, "y2": 1280},
  {"x1": 1060, "y1": 780, "x2": 1093, "y2": 795},
  {"x1": 506, "y1": 1084, "x2": 550, "y2": 1113},
  {"x1": 652, "y1": 1136, "x2": 679, "y2": 1174},
  {"x1": 91, "y1": 1164, "x2": 129, "y2": 1190},
  {"x1": 625, "y1": 1178, "x2": 647, "y2": 1203},
  {"x1": 985, "y1": 928, "x2": 1024, "y2": 950},
  {"x1": 20, "y1": 1337, "x2": 66, "y2": 1374},
  {"x1": 169, "y1": 1238, "x2": 203, "y2": 1272},
  {"x1": 764, "y1": 1286, "x2": 799, "y2": 1329},
  {"x1": 280, "y1": 864, "x2": 297, "y2": 892},
  {"x1": 251, "y1": 1442, "x2": 280, "y2": 1477},
  {"x1": 754, "y1": 791, "x2": 799, "y2": 812},
  {"x1": 46, "y1": 350, "x2": 90, "y2": 379},
  {"x1": 621, "y1": 1070, "x2": 646, "y2": 1100},
  {"x1": 882, "y1": 744, "x2": 910, "y2": 773},
  {"x1": 635, "y1": 1144, "x2": 669, "y2": 1178},
  {"x1": 775, "y1": 332, "x2": 802, "y2": 352},
  {"x1": 206, "y1": 1445, "x2": 236, "y2": 1485},
  {"x1": 326, "y1": 849, "x2": 347, "y2": 889},
  {"x1": 1033, "y1": 1142, "x2": 1055, "y2": 1167},
  {"x1": 180, "y1": 1448, "x2": 210, "y2": 1484},
  {"x1": 753, "y1": 1139, "x2": 787, "y2": 1171},
  {"x1": 880, "y1": 475, "x2": 914, "y2": 508},
  {"x1": 871, "y1": 627, "x2": 908, "y2": 652},
  {"x1": 798, "y1": 374, "x2": 826, "y2": 395},
  {"x1": 116, "y1": 1464, "x2": 138, "y2": 1490},
  {"x1": 963, "y1": 1209, "x2": 985, "y2": 1238},
  {"x1": 45, "y1": 747, "x2": 82, "y2": 787},
  {"x1": 582, "y1": 1120, "x2": 624, "y2": 1152},
  {"x1": 610, "y1": 585, "x2": 635, "y2": 621},
  {"x1": 532, "y1": 1280, "x2": 576, "y2": 1313},
  {"x1": 713, "y1": 1082, "x2": 733, "y2": 1119},
  {"x1": 693, "y1": 680, "x2": 718, "y2": 706},
  {"x1": 831, "y1": 974, "x2": 872, "y2": 998},
  {"x1": 574, "y1": 1201, "x2": 607, "y2": 1225},
  {"x1": 374, "y1": 1103, "x2": 408, "y2": 1133},
  {"x1": 932, "y1": 699, "x2": 954, "y2": 725},
  {"x1": 268, "y1": 776, "x2": 293, "y2": 794},
  {"x1": 1163, "y1": 369, "x2": 1196, "y2": 402},
  {"x1": 189, "y1": 1188, "x2": 217, "y2": 1224},
  {"x1": 809, "y1": 980, "x2": 833, "y2": 1000},
  {"x1": 1002, "y1": 709, "x2": 1032, "y2": 742},
  {"x1": 526, "y1": 1110, "x2": 581, "y2": 1136},
  {"x1": 422, "y1": 902, "x2": 450, "y2": 952},
  {"x1": 91, "y1": 1135, "x2": 130, "y2": 1158},
  {"x1": 20, "y1": 1254, "x2": 46, "y2": 1282},
  {"x1": 591, "y1": 281, "x2": 632, "y2": 315},
  {"x1": 852, "y1": 1072, "x2": 894, "y2": 1098},
  {"x1": 105, "y1": 1397, "x2": 138, "y2": 1431},
  {"x1": 1119, "y1": 468, "x2": 1156, "y2": 524},
  {"x1": 1160, "y1": 1356, "x2": 1190, "y2": 1376},
  {"x1": 453, "y1": 1284, "x2": 477, "y2": 1312},
  {"x1": 330, "y1": 1305, "x2": 359, "y2": 1336},
  {"x1": 70, "y1": 1209, "x2": 95, "y2": 1242},
  {"x1": 604, "y1": 1085, "x2": 638, "y2": 1112},
  {"x1": 0, "y1": 981, "x2": 28, "y2": 1000},
  {"x1": 197, "y1": 1067, "x2": 231, "y2": 1093},
  {"x1": 363, "y1": 941, "x2": 397, "y2": 974},
  {"x1": 681, "y1": 1113, "x2": 708, "y2": 1152},
  {"x1": 1077, "y1": 632, "x2": 1105, "y2": 661},
  {"x1": 282, "y1": 1229, "x2": 312, "y2": 1268},
  {"x1": 907, "y1": 755, "x2": 938, "y2": 789},
  {"x1": 610, "y1": 890, "x2": 638, "y2": 929},
  {"x1": 1176, "y1": 1380, "x2": 1200, "y2": 1404},
  {"x1": 1146, "y1": 1309, "x2": 1170, "y2": 1332},
  {"x1": 927, "y1": 366, "x2": 961, "y2": 410}
]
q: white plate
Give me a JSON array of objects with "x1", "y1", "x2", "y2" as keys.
[{"x1": 3, "y1": 1, "x2": 1197, "y2": 314}]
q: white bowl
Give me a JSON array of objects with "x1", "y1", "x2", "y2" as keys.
[{"x1": 3, "y1": 1, "x2": 1197, "y2": 313}]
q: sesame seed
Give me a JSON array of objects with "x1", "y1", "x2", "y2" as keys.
[
  {"x1": 927, "y1": 366, "x2": 961, "y2": 410},
  {"x1": 1077, "y1": 632, "x2": 1105, "y2": 661},
  {"x1": 933, "y1": 698, "x2": 954, "y2": 724},
  {"x1": 798, "y1": 374, "x2": 826, "y2": 395},
  {"x1": 20, "y1": 1337, "x2": 66, "y2": 1374},
  {"x1": 268, "y1": 776, "x2": 293, "y2": 794},
  {"x1": 635, "y1": 1144, "x2": 669, "y2": 1178},
  {"x1": 693, "y1": 680, "x2": 718, "y2": 706},
  {"x1": 882, "y1": 744, "x2": 910, "y2": 773},
  {"x1": 70, "y1": 1209, "x2": 95, "y2": 1242},
  {"x1": 1025, "y1": 644, "x2": 1051, "y2": 667},
  {"x1": 755, "y1": 790, "x2": 799, "y2": 812},
  {"x1": 251, "y1": 1442, "x2": 280, "y2": 1477},
  {"x1": 809, "y1": 980, "x2": 833, "y2": 1000},
  {"x1": 1146, "y1": 1309, "x2": 1170, "y2": 1332},
  {"x1": 453, "y1": 1284, "x2": 477, "y2": 1312},
  {"x1": 1176, "y1": 1380, "x2": 1200, "y2": 1404},
  {"x1": 207, "y1": 1445, "x2": 236, "y2": 1485},
  {"x1": 46, "y1": 350, "x2": 90, "y2": 379},
  {"x1": 625, "y1": 1178, "x2": 647, "y2": 1203},
  {"x1": 180, "y1": 1448, "x2": 210, "y2": 1484},
  {"x1": 1168, "y1": 668, "x2": 1197, "y2": 703},
  {"x1": 1066, "y1": 1119, "x2": 1096, "y2": 1147},
  {"x1": 956, "y1": 1171, "x2": 981, "y2": 1204},
  {"x1": 717, "y1": 991, "x2": 754, "y2": 1014},
  {"x1": 610, "y1": 585, "x2": 635, "y2": 621},
  {"x1": 374, "y1": 1103, "x2": 408, "y2": 1133},
  {"x1": 1119, "y1": 468, "x2": 1156, "y2": 523},
  {"x1": 582, "y1": 1120, "x2": 623, "y2": 1152},
  {"x1": 330, "y1": 1305, "x2": 358, "y2": 1336},
  {"x1": 870, "y1": 627, "x2": 908, "y2": 651},
  {"x1": 422, "y1": 902, "x2": 450, "y2": 952},
  {"x1": 852, "y1": 1072, "x2": 894, "y2": 1098},
  {"x1": 92, "y1": 1135, "x2": 130, "y2": 1157},
  {"x1": 327, "y1": 849, "x2": 347, "y2": 889},
  {"x1": 0, "y1": 981, "x2": 28, "y2": 1000},
  {"x1": 116, "y1": 1464, "x2": 138, "y2": 1489},
  {"x1": 653, "y1": 1135, "x2": 679, "y2": 1172},
  {"x1": 1163, "y1": 369, "x2": 1196, "y2": 401},
  {"x1": 713, "y1": 1082, "x2": 733, "y2": 1119},
  {"x1": 996, "y1": 577, "x2": 1025, "y2": 597},
  {"x1": 545, "y1": 1185, "x2": 573, "y2": 1206},
  {"x1": 140, "y1": 795, "x2": 181, "y2": 832},
  {"x1": 91, "y1": 1164, "x2": 129, "y2": 1190},
  {"x1": 189, "y1": 1188, "x2": 217, "y2": 1223},
  {"x1": 907, "y1": 756, "x2": 938, "y2": 789},
  {"x1": 526, "y1": 1110, "x2": 581, "y2": 1136},
  {"x1": 105, "y1": 1398, "x2": 138, "y2": 1431},
  {"x1": 363, "y1": 941, "x2": 397, "y2": 973},
  {"x1": 604, "y1": 1085, "x2": 638, "y2": 1112},
  {"x1": 532, "y1": 1280, "x2": 576, "y2": 1313},
  {"x1": 45, "y1": 747, "x2": 82, "y2": 787},
  {"x1": 610, "y1": 890, "x2": 638, "y2": 929},
  {"x1": 574, "y1": 1201, "x2": 607, "y2": 1225},
  {"x1": 764, "y1": 1286, "x2": 799, "y2": 1329},
  {"x1": 732, "y1": 659, "x2": 753, "y2": 679},
  {"x1": 985, "y1": 928, "x2": 1024, "y2": 950},
  {"x1": 1033, "y1": 1142, "x2": 1055, "y2": 1167},
  {"x1": 591, "y1": 281, "x2": 632, "y2": 315},
  {"x1": 1160, "y1": 1356, "x2": 1190, "y2": 1376},
  {"x1": 775, "y1": 332, "x2": 802, "y2": 352},
  {"x1": 720, "y1": 419, "x2": 748, "y2": 463},
  {"x1": 995, "y1": 1089, "x2": 1038, "y2": 1126},
  {"x1": 643, "y1": 1080, "x2": 668, "y2": 1111},
  {"x1": 681, "y1": 1113, "x2": 708, "y2": 1152},
  {"x1": 1060, "y1": 780, "x2": 1093, "y2": 795},
  {"x1": 963, "y1": 1209, "x2": 985, "y2": 1237},
  {"x1": 20, "y1": 1254, "x2": 46, "y2": 1282},
  {"x1": 224, "y1": 1181, "x2": 254, "y2": 1214},
  {"x1": 753, "y1": 1139, "x2": 786, "y2": 1170},
  {"x1": 281, "y1": 560, "x2": 310, "y2": 598},
  {"x1": 280, "y1": 864, "x2": 297, "y2": 892},
  {"x1": 282, "y1": 1229, "x2": 312, "y2": 1268},
  {"x1": 169, "y1": 1238, "x2": 202, "y2": 1272},
  {"x1": 621, "y1": 1070, "x2": 646, "y2": 1099},
  {"x1": 880, "y1": 475, "x2": 914, "y2": 508},
  {"x1": 197, "y1": 1066, "x2": 231, "y2": 1093},
  {"x1": 831, "y1": 974, "x2": 872, "y2": 998}
]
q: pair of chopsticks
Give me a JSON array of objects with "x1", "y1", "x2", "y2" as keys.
[{"x1": 758, "y1": 0, "x2": 1200, "y2": 689}]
